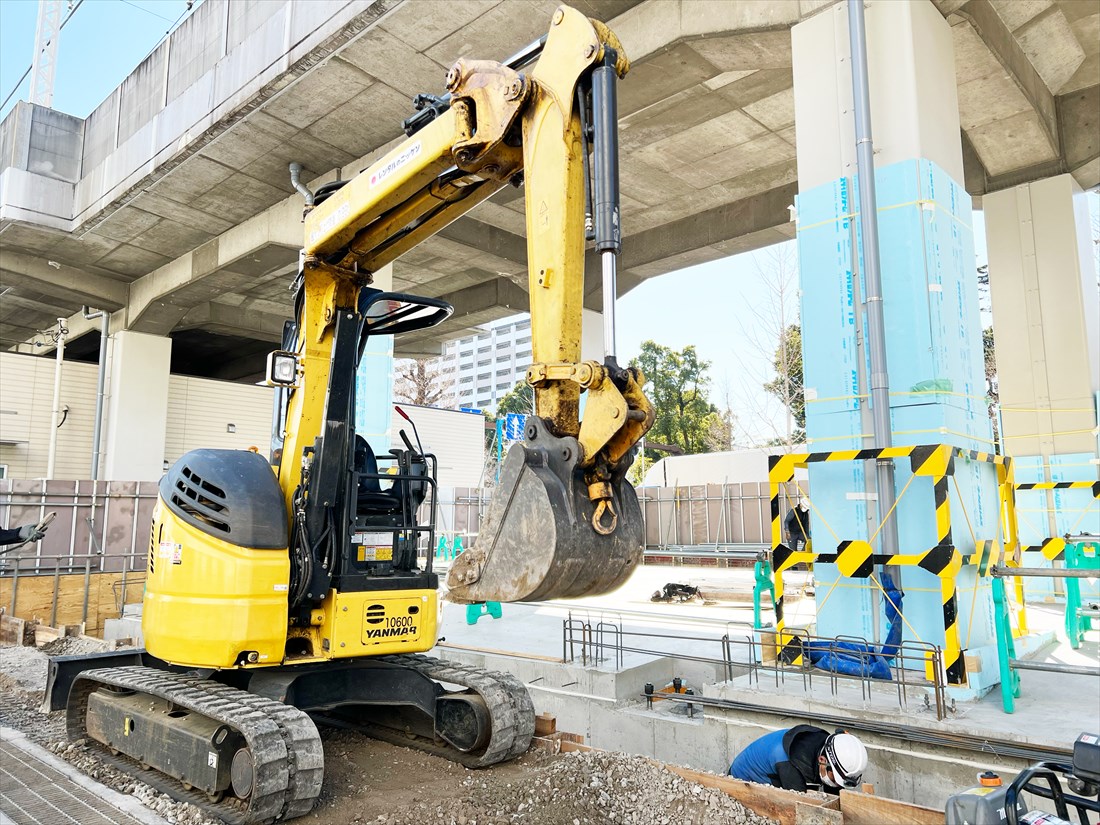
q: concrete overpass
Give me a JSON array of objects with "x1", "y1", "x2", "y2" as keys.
[{"x1": 1, "y1": 0, "x2": 1097, "y2": 379}]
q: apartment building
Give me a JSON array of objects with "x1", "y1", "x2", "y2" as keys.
[{"x1": 441, "y1": 317, "x2": 533, "y2": 411}]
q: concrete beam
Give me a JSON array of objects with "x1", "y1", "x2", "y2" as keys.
[
  {"x1": 177, "y1": 301, "x2": 286, "y2": 341},
  {"x1": 1059, "y1": 83, "x2": 1100, "y2": 188},
  {"x1": 956, "y1": 0, "x2": 1060, "y2": 158},
  {"x1": 126, "y1": 195, "x2": 301, "y2": 333},
  {"x1": 0, "y1": 251, "x2": 128, "y2": 309},
  {"x1": 437, "y1": 217, "x2": 529, "y2": 271}
]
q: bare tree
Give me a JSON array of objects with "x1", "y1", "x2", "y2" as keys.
[
  {"x1": 732, "y1": 242, "x2": 804, "y2": 448},
  {"x1": 394, "y1": 358, "x2": 454, "y2": 407}
]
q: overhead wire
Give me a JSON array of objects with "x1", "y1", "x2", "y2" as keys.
[{"x1": 118, "y1": 0, "x2": 176, "y2": 24}]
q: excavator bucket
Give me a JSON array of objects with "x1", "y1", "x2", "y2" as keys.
[{"x1": 447, "y1": 416, "x2": 643, "y2": 603}]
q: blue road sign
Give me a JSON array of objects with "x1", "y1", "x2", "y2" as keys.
[{"x1": 504, "y1": 413, "x2": 527, "y2": 441}]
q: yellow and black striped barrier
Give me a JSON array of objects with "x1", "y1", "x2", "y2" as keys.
[{"x1": 767, "y1": 444, "x2": 1017, "y2": 686}]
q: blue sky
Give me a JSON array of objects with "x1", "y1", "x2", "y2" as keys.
[{"x1": 0, "y1": 0, "x2": 198, "y2": 121}]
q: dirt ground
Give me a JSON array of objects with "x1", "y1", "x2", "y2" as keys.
[{"x1": 0, "y1": 643, "x2": 776, "y2": 825}]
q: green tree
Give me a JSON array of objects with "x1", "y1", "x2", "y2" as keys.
[
  {"x1": 762, "y1": 323, "x2": 805, "y2": 444},
  {"x1": 630, "y1": 341, "x2": 723, "y2": 465},
  {"x1": 496, "y1": 380, "x2": 534, "y2": 417}
]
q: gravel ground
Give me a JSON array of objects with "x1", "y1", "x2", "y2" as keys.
[
  {"x1": 1, "y1": 644, "x2": 778, "y2": 825},
  {"x1": 377, "y1": 749, "x2": 775, "y2": 825}
]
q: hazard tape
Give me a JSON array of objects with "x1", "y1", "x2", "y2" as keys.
[
  {"x1": 1016, "y1": 481, "x2": 1099, "y2": 494},
  {"x1": 766, "y1": 444, "x2": 1018, "y2": 687}
]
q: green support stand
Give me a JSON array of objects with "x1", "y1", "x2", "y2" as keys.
[
  {"x1": 992, "y1": 576, "x2": 1020, "y2": 714},
  {"x1": 753, "y1": 557, "x2": 776, "y2": 630},
  {"x1": 466, "y1": 602, "x2": 503, "y2": 625},
  {"x1": 1064, "y1": 541, "x2": 1099, "y2": 649}
]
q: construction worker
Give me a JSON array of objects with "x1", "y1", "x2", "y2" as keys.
[
  {"x1": 0, "y1": 522, "x2": 49, "y2": 546},
  {"x1": 784, "y1": 497, "x2": 811, "y2": 551},
  {"x1": 729, "y1": 726, "x2": 868, "y2": 794}
]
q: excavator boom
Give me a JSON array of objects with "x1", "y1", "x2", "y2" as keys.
[{"x1": 298, "y1": 5, "x2": 653, "y2": 602}]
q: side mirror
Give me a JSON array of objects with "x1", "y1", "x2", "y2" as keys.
[{"x1": 358, "y1": 290, "x2": 453, "y2": 338}]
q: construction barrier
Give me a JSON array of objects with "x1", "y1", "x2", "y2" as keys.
[{"x1": 768, "y1": 444, "x2": 1018, "y2": 686}]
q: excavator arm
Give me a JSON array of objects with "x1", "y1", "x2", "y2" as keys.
[{"x1": 286, "y1": 4, "x2": 653, "y2": 603}]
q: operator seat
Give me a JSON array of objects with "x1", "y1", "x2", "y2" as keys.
[{"x1": 354, "y1": 435, "x2": 428, "y2": 515}]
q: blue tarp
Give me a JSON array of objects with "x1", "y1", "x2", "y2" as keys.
[{"x1": 804, "y1": 574, "x2": 904, "y2": 680}]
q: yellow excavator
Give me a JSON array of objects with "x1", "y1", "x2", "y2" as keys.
[{"x1": 44, "y1": 6, "x2": 653, "y2": 822}]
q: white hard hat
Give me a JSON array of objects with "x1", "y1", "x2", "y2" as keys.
[
  {"x1": 799, "y1": 497, "x2": 810, "y2": 511},
  {"x1": 822, "y1": 733, "x2": 867, "y2": 789}
]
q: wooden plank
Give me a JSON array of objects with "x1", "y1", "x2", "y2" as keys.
[
  {"x1": 839, "y1": 790, "x2": 944, "y2": 825},
  {"x1": 534, "y1": 713, "x2": 557, "y2": 736},
  {"x1": 660, "y1": 764, "x2": 840, "y2": 825},
  {"x1": 0, "y1": 614, "x2": 32, "y2": 646},
  {"x1": 0, "y1": 572, "x2": 126, "y2": 635}
]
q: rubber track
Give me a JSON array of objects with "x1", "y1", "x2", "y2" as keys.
[
  {"x1": 66, "y1": 666, "x2": 322, "y2": 824},
  {"x1": 376, "y1": 654, "x2": 535, "y2": 766}
]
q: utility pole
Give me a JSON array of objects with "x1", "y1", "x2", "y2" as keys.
[{"x1": 30, "y1": 0, "x2": 63, "y2": 107}]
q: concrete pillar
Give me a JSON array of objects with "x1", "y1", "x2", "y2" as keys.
[
  {"x1": 792, "y1": 0, "x2": 996, "y2": 686},
  {"x1": 984, "y1": 175, "x2": 1100, "y2": 566},
  {"x1": 103, "y1": 330, "x2": 172, "y2": 481},
  {"x1": 355, "y1": 264, "x2": 395, "y2": 455}
]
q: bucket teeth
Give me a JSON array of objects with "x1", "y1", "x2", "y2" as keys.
[{"x1": 446, "y1": 418, "x2": 642, "y2": 603}]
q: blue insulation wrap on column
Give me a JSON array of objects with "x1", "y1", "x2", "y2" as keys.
[{"x1": 803, "y1": 574, "x2": 904, "y2": 680}]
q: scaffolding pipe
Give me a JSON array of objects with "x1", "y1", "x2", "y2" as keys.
[
  {"x1": 991, "y1": 566, "x2": 1097, "y2": 580},
  {"x1": 847, "y1": 0, "x2": 901, "y2": 573},
  {"x1": 82, "y1": 307, "x2": 109, "y2": 479},
  {"x1": 1009, "y1": 660, "x2": 1099, "y2": 677},
  {"x1": 45, "y1": 319, "x2": 67, "y2": 479}
]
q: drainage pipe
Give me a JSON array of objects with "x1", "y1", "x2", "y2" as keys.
[
  {"x1": 847, "y1": 0, "x2": 901, "y2": 573},
  {"x1": 82, "y1": 307, "x2": 109, "y2": 479},
  {"x1": 288, "y1": 163, "x2": 314, "y2": 207},
  {"x1": 45, "y1": 319, "x2": 68, "y2": 479}
]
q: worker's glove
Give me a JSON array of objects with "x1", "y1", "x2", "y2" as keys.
[{"x1": 16, "y1": 524, "x2": 46, "y2": 542}]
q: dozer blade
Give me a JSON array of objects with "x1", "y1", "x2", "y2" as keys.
[{"x1": 447, "y1": 416, "x2": 642, "y2": 603}]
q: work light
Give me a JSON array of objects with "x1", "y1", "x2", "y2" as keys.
[{"x1": 266, "y1": 351, "x2": 300, "y2": 387}]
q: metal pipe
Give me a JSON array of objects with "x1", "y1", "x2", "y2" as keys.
[
  {"x1": 1009, "y1": 660, "x2": 1100, "y2": 677},
  {"x1": 991, "y1": 565, "x2": 1097, "y2": 579},
  {"x1": 601, "y1": 254, "x2": 617, "y2": 357},
  {"x1": 591, "y1": 50, "x2": 621, "y2": 360},
  {"x1": 288, "y1": 163, "x2": 314, "y2": 207},
  {"x1": 46, "y1": 318, "x2": 67, "y2": 479},
  {"x1": 847, "y1": 0, "x2": 901, "y2": 568},
  {"x1": 82, "y1": 307, "x2": 109, "y2": 479},
  {"x1": 1065, "y1": 534, "x2": 1099, "y2": 544},
  {"x1": 652, "y1": 692, "x2": 1072, "y2": 763}
]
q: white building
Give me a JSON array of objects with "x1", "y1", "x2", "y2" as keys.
[{"x1": 441, "y1": 317, "x2": 533, "y2": 411}]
